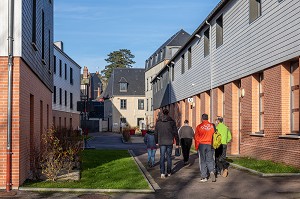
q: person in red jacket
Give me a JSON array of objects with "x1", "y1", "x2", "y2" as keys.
[{"x1": 194, "y1": 113, "x2": 216, "y2": 182}]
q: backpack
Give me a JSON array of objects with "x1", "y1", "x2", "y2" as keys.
[{"x1": 212, "y1": 131, "x2": 222, "y2": 149}]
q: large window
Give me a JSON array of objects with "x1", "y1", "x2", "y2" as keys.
[
  {"x1": 216, "y1": 15, "x2": 223, "y2": 48},
  {"x1": 53, "y1": 86, "x2": 56, "y2": 103},
  {"x1": 120, "y1": 99, "x2": 127, "y2": 109},
  {"x1": 249, "y1": 0, "x2": 261, "y2": 23},
  {"x1": 204, "y1": 28, "x2": 210, "y2": 57},
  {"x1": 41, "y1": 10, "x2": 45, "y2": 64},
  {"x1": 146, "y1": 99, "x2": 149, "y2": 111},
  {"x1": 138, "y1": 99, "x2": 144, "y2": 110},
  {"x1": 54, "y1": 56, "x2": 56, "y2": 74},
  {"x1": 59, "y1": 60, "x2": 62, "y2": 77},
  {"x1": 65, "y1": 64, "x2": 67, "y2": 80},
  {"x1": 59, "y1": 88, "x2": 62, "y2": 105},
  {"x1": 70, "y1": 93, "x2": 73, "y2": 109},
  {"x1": 181, "y1": 54, "x2": 185, "y2": 74},
  {"x1": 32, "y1": 0, "x2": 37, "y2": 49},
  {"x1": 65, "y1": 90, "x2": 67, "y2": 106},
  {"x1": 259, "y1": 73, "x2": 264, "y2": 133},
  {"x1": 120, "y1": 83, "x2": 127, "y2": 92},
  {"x1": 290, "y1": 62, "x2": 299, "y2": 134},
  {"x1": 70, "y1": 67, "x2": 73, "y2": 84}
]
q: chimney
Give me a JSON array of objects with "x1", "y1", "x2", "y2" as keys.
[
  {"x1": 54, "y1": 41, "x2": 64, "y2": 51},
  {"x1": 83, "y1": 66, "x2": 88, "y2": 79},
  {"x1": 97, "y1": 87, "x2": 100, "y2": 98}
]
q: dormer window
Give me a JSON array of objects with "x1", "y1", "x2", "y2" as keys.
[{"x1": 120, "y1": 82, "x2": 128, "y2": 92}]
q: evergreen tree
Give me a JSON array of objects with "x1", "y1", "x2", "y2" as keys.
[{"x1": 101, "y1": 49, "x2": 136, "y2": 79}]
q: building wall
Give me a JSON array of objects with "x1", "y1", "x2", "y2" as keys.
[
  {"x1": 0, "y1": 57, "x2": 52, "y2": 188},
  {"x1": 52, "y1": 110, "x2": 80, "y2": 130},
  {"x1": 52, "y1": 45, "x2": 81, "y2": 128},
  {"x1": 110, "y1": 96, "x2": 146, "y2": 132}
]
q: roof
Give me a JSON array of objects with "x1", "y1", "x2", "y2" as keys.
[{"x1": 101, "y1": 68, "x2": 145, "y2": 98}]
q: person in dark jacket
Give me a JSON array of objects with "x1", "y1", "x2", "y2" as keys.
[
  {"x1": 155, "y1": 109, "x2": 179, "y2": 178},
  {"x1": 178, "y1": 120, "x2": 194, "y2": 165},
  {"x1": 144, "y1": 124, "x2": 157, "y2": 168}
]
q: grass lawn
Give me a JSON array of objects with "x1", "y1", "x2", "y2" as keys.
[
  {"x1": 228, "y1": 157, "x2": 300, "y2": 173},
  {"x1": 22, "y1": 150, "x2": 150, "y2": 189}
]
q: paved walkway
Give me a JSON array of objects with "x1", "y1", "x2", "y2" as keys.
[{"x1": 6, "y1": 132, "x2": 300, "y2": 199}]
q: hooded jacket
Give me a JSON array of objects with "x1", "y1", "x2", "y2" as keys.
[
  {"x1": 216, "y1": 122, "x2": 232, "y2": 144},
  {"x1": 155, "y1": 115, "x2": 179, "y2": 146},
  {"x1": 144, "y1": 130, "x2": 157, "y2": 149}
]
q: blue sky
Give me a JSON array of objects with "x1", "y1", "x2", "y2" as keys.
[{"x1": 54, "y1": 0, "x2": 221, "y2": 73}]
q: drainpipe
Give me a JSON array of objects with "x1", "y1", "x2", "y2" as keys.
[
  {"x1": 206, "y1": 20, "x2": 213, "y2": 122},
  {"x1": 7, "y1": 0, "x2": 14, "y2": 192}
]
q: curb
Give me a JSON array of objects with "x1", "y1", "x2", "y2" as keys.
[
  {"x1": 129, "y1": 150, "x2": 160, "y2": 191},
  {"x1": 18, "y1": 187, "x2": 154, "y2": 193},
  {"x1": 230, "y1": 163, "x2": 300, "y2": 177}
]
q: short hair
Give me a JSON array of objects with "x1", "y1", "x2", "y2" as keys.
[
  {"x1": 162, "y1": 109, "x2": 169, "y2": 115},
  {"x1": 184, "y1": 120, "x2": 189, "y2": 124},
  {"x1": 202, "y1": 114, "x2": 208, "y2": 120},
  {"x1": 217, "y1": 117, "x2": 223, "y2": 123}
]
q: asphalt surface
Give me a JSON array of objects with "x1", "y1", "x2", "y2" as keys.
[{"x1": 3, "y1": 132, "x2": 300, "y2": 199}]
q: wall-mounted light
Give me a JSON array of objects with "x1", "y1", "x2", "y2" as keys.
[
  {"x1": 195, "y1": 34, "x2": 201, "y2": 38},
  {"x1": 241, "y1": 88, "x2": 245, "y2": 97}
]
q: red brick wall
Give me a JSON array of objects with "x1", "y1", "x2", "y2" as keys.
[
  {"x1": 192, "y1": 94, "x2": 201, "y2": 129},
  {"x1": 200, "y1": 91, "x2": 210, "y2": 121},
  {"x1": 0, "y1": 57, "x2": 52, "y2": 188},
  {"x1": 52, "y1": 110, "x2": 80, "y2": 130}
]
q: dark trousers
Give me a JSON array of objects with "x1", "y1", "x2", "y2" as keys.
[
  {"x1": 180, "y1": 138, "x2": 192, "y2": 162},
  {"x1": 215, "y1": 144, "x2": 229, "y2": 173}
]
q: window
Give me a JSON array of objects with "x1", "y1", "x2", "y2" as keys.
[
  {"x1": 120, "y1": 99, "x2": 127, "y2": 109},
  {"x1": 65, "y1": 90, "x2": 67, "y2": 106},
  {"x1": 204, "y1": 28, "x2": 210, "y2": 57},
  {"x1": 290, "y1": 62, "x2": 299, "y2": 134},
  {"x1": 70, "y1": 93, "x2": 73, "y2": 109},
  {"x1": 32, "y1": 0, "x2": 37, "y2": 49},
  {"x1": 181, "y1": 54, "x2": 185, "y2": 74},
  {"x1": 54, "y1": 56, "x2": 56, "y2": 74},
  {"x1": 216, "y1": 15, "x2": 223, "y2": 48},
  {"x1": 64, "y1": 64, "x2": 67, "y2": 79},
  {"x1": 53, "y1": 86, "x2": 56, "y2": 103},
  {"x1": 150, "y1": 77, "x2": 153, "y2": 90},
  {"x1": 41, "y1": 10, "x2": 45, "y2": 64},
  {"x1": 120, "y1": 83, "x2": 127, "y2": 92},
  {"x1": 188, "y1": 48, "x2": 192, "y2": 69},
  {"x1": 259, "y1": 73, "x2": 264, "y2": 133},
  {"x1": 146, "y1": 99, "x2": 149, "y2": 111},
  {"x1": 59, "y1": 88, "x2": 62, "y2": 105},
  {"x1": 70, "y1": 67, "x2": 73, "y2": 84},
  {"x1": 146, "y1": 78, "x2": 148, "y2": 91},
  {"x1": 249, "y1": 0, "x2": 261, "y2": 23},
  {"x1": 138, "y1": 99, "x2": 144, "y2": 110},
  {"x1": 48, "y1": 30, "x2": 51, "y2": 71},
  {"x1": 59, "y1": 60, "x2": 62, "y2": 77},
  {"x1": 151, "y1": 98, "x2": 153, "y2": 111},
  {"x1": 172, "y1": 65, "x2": 174, "y2": 81}
]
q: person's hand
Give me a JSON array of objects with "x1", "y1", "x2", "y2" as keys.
[{"x1": 175, "y1": 145, "x2": 179, "y2": 148}]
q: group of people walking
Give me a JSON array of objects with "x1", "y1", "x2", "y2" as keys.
[{"x1": 143, "y1": 109, "x2": 232, "y2": 182}]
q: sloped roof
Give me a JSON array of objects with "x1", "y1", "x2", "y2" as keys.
[{"x1": 101, "y1": 68, "x2": 145, "y2": 98}]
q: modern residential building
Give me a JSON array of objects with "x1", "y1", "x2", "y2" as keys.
[
  {"x1": 102, "y1": 68, "x2": 145, "y2": 132},
  {"x1": 152, "y1": 0, "x2": 300, "y2": 167},
  {"x1": 53, "y1": 41, "x2": 81, "y2": 130},
  {"x1": 144, "y1": 29, "x2": 190, "y2": 126},
  {"x1": 0, "y1": 0, "x2": 53, "y2": 188}
]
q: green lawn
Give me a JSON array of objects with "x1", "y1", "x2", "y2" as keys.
[
  {"x1": 22, "y1": 150, "x2": 150, "y2": 189},
  {"x1": 228, "y1": 157, "x2": 300, "y2": 173}
]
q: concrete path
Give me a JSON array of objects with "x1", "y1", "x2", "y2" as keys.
[{"x1": 7, "y1": 132, "x2": 300, "y2": 199}]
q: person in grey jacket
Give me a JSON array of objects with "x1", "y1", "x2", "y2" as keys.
[
  {"x1": 178, "y1": 120, "x2": 194, "y2": 165},
  {"x1": 155, "y1": 109, "x2": 179, "y2": 178},
  {"x1": 144, "y1": 124, "x2": 157, "y2": 168}
]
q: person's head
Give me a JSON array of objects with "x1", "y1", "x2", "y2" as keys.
[
  {"x1": 148, "y1": 123, "x2": 155, "y2": 130},
  {"x1": 184, "y1": 120, "x2": 189, "y2": 124},
  {"x1": 217, "y1": 116, "x2": 223, "y2": 123},
  {"x1": 162, "y1": 109, "x2": 169, "y2": 115},
  {"x1": 202, "y1": 113, "x2": 208, "y2": 121}
]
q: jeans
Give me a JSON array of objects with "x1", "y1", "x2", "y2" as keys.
[
  {"x1": 198, "y1": 144, "x2": 215, "y2": 178},
  {"x1": 180, "y1": 138, "x2": 192, "y2": 162},
  {"x1": 147, "y1": 149, "x2": 157, "y2": 166},
  {"x1": 159, "y1": 145, "x2": 173, "y2": 174}
]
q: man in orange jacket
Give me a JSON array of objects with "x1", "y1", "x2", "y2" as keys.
[{"x1": 194, "y1": 113, "x2": 216, "y2": 182}]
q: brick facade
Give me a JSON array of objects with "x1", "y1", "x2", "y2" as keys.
[{"x1": 0, "y1": 57, "x2": 52, "y2": 188}]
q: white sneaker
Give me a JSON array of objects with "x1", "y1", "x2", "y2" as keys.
[
  {"x1": 167, "y1": 173, "x2": 171, "y2": 177},
  {"x1": 161, "y1": 174, "x2": 166, "y2": 179},
  {"x1": 200, "y1": 178, "x2": 207, "y2": 182}
]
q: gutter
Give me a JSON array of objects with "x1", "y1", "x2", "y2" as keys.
[{"x1": 7, "y1": 0, "x2": 14, "y2": 192}]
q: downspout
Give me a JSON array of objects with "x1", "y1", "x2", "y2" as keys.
[
  {"x1": 7, "y1": 0, "x2": 14, "y2": 192},
  {"x1": 206, "y1": 20, "x2": 213, "y2": 122}
]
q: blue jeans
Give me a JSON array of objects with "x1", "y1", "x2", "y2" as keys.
[
  {"x1": 159, "y1": 145, "x2": 173, "y2": 174},
  {"x1": 198, "y1": 144, "x2": 215, "y2": 178},
  {"x1": 147, "y1": 149, "x2": 157, "y2": 166}
]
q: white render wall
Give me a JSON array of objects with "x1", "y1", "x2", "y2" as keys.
[
  {"x1": 53, "y1": 45, "x2": 81, "y2": 114},
  {"x1": 168, "y1": 0, "x2": 300, "y2": 104}
]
